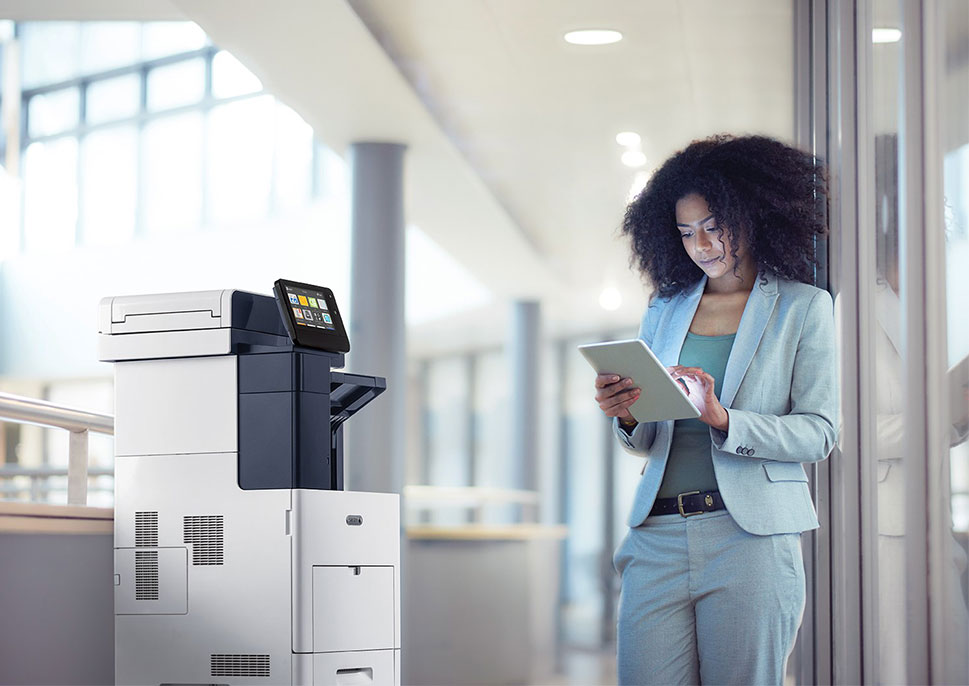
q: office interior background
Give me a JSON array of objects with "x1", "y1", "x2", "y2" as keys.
[{"x1": 0, "y1": 1, "x2": 966, "y2": 684}]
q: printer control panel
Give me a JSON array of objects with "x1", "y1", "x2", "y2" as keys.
[{"x1": 273, "y1": 279, "x2": 350, "y2": 354}]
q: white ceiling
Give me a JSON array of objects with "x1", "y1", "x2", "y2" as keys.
[
  {"x1": 343, "y1": 0, "x2": 794, "y2": 352},
  {"x1": 2, "y1": 0, "x2": 796, "y2": 354},
  {"x1": 348, "y1": 0, "x2": 793, "y2": 285}
]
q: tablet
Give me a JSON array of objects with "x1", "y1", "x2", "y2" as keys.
[
  {"x1": 578, "y1": 338, "x2": 701, "y2": 423},
  {"x1": 273, "y1": 279, "x2": 350, "y2": 353}
]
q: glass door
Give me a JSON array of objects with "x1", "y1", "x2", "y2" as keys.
[
  {"x1": 868, "y1": 2, "x2": 907, "y2": 682},
  {"x1": 931, "y1": 0, "x2": 969, "y2": 682},
  {"x1": 861, "y1": 1, "x2": 969, "y2": 682}
]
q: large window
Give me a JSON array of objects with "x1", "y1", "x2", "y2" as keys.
[{"x1": 2, "y1": 21, "x2": 326, "y2": 256}]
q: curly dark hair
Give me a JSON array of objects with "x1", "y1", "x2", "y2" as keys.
[{"x1": 622, "y1": 134, "x2": 828, "y2": 299}]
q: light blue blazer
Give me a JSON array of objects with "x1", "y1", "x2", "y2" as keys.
[{"x1": 616, "y1": 272, "x2": 838, "y2": 535}]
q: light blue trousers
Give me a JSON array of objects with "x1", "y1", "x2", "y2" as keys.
[{"x1": 614, "y1": 510, "x2": 805, "y2": 686}]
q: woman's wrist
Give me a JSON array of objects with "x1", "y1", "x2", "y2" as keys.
[
  {"x1": 711, "y1": 408, "x2": 730, "y2": 432},
  {"x1": 619, "y1": 415, "x2": 638, "y2": 428}
]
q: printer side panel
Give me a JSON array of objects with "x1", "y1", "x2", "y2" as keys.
[
  {"x1": 114, "y1": 356, "x2": 238, "y2": 457},
  {"x1": 114, "y1": 452, "x2": 294, "y2": 685},
  {"x1": 113, "y1": 353, "x2": 294, "y2": 685}
]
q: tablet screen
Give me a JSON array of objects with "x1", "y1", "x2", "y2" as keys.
[
  {"x1": 273, "y1": 279, "x2": 350, "y2": 353},
  {"x1": 578, "y1": 338, "x2": 700, "y2": 423}
]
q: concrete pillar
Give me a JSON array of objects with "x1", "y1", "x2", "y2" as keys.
[
  {"x1": 345, "y1": 142, "x2": 406, "y2": 495},
  {"x1": 508, "y1": 300, "x2": 540, "y2": 492}
]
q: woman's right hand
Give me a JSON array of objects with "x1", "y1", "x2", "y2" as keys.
[{"x1": 594, "y1": 374, "x2": 641, "y2": 420}]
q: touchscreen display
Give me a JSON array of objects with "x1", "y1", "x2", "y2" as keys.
[
  {"x1": 273, "y1": 279, "x2": 349, "y2": 353},
  {"x1": 282, "y1": 284, "x2": 336, "y2": 332}
]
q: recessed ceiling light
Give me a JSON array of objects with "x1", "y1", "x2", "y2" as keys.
[
  {"x1": 872, "y1": 28, "x2": 901, "y2": 43},
  {"x1": 564, "y1": 29, "x2": 622, "y2": 46},
  {"x1": 599, "y1": 287, "x2": 622, "y2": 311},
  {"x1": 616, "y1": 131, "x2": 641, "y2": 147},
  {"x1": 621, "y1": 150, "x2": 647, "y2": 168}
]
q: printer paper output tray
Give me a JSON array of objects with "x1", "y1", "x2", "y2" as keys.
[{"x1": 330, "y1": 373, "x2": 386, "y2": 429}]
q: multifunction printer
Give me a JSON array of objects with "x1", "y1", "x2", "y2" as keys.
[{"x1": 99, "y1": 280, "x2": 400, "y2": 685}]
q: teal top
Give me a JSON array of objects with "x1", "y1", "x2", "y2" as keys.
[{"x1": 656, "y1": 331, "x2": 736, "y2": 500}]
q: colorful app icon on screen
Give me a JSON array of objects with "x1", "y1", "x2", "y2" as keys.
[
  {"x1": 323, "y1": 313, "x2": 333, "y2": 324},
  {"x1": 308, "y1": 297, "x2": 318, "y2": 308},
  {"x1": 288, "y1": 293, "x2": 299, "y2": 305},
  {"x1": 317, "y1": 298, "x2": 328, "y2": 310},
  {"x1": 298, "y1": 295, "x2": 308, "y2": 306},
  {"x1": 293, "y1": 307, "x2": 303, "y2": 319}
]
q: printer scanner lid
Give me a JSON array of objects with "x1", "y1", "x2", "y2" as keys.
[{"x1": 99, "y1": 290, "x2": 286, "y2": 336}]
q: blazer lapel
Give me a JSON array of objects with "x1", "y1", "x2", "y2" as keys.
[
  {"x1": 655, "y1": 277, "x2": 706, "y2": 366},
  {"x1": 719, "y1": 272, "x2": 779, "y2": 409}
]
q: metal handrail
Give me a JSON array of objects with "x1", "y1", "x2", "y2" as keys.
[
  {"x1": 0, "y1": 392, "x2": 114, "y2": 506},
  {"x1": 0, "y1": 466, "x2": 115, "y2": 477},
  {"x1": 0, "y1": 392, "x2": 114, "y2": 434}
]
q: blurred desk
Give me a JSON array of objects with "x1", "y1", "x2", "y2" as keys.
[
  {"x1": 404, "y1": 523, "x2": 567, "y2": 686},
  {"x1": 0, "y1": 501, "x2": 113, "y2": 534},
  {"x1": 407, "y1": 523, "x2": 566, "y2": 540}
]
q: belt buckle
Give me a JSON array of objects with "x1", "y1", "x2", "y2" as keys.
[{"x1": 677, "y1": 490, "x2": 703, "y2": 517}]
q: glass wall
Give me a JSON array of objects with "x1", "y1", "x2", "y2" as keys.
[
  {"x1": 937, "y1": 0, "x2": 969, "y2": 681},
  {"x1": 853, "y1": 1, "x2": 969, "y2": 682},
  {"x1": 870, "y1": 1, "x2": 906, "y2": 680}
]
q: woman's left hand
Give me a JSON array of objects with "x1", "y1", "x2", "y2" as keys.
[{"x1": 671, "y1": 365, "x2": 730, "y2": 432}]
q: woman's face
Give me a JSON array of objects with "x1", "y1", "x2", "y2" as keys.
[{"x1": 674, "y1": 193, "x2": 747, "y2": 282}]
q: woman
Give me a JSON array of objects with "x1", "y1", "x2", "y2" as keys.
[{"x1": 595, "y1": 135, "x2": 837, "y2": 685}]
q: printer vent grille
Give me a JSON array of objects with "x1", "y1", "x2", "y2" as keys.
[
  {"x1": 183, "y1": 515, "x2": 224, "y2": 565},
  {"x1": 210, "y1": 654, "x2": 270, "y2": 677},
  {"x1": 134, "y1": 551, "x2": 159, "y2": 600},
  {"x1": 134, "y1": 511, "x2": 158, "y2": 547}
]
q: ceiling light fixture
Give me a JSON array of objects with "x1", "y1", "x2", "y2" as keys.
[
  {"x1": 872, "y1": 27, "x2": 902, "y2": 43},
  {"x1": 564, "y1": 29, "x2": 623, "y2": 46},
  {"x1": 616, "y1": 131, "x2": 641, "y2": 147},
  {"x1": 599, "y1": 287, "x2": 622, "y2": 311},
  {"x1": 621, "y1": 150, "x2": 647, "y2": 168}
]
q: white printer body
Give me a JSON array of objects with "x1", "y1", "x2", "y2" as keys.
[{"x1": 99, "y1": 289, "x2": 400, "y2": 686}]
